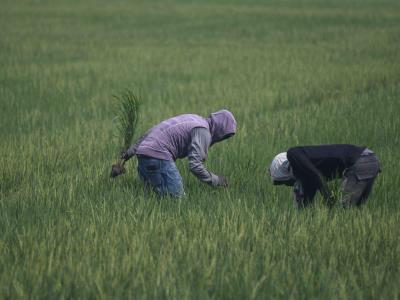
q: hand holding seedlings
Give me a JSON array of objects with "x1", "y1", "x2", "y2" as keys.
[{"x1": 110, "y1": 161, "x2": 126, "y2": 178}]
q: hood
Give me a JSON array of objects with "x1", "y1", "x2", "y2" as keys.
[
  {"x1": 207, "y1": 109, "x2": 237, "y2": 144},
  {"x1": 269, "y1": 152, "x2": 294, "y2": 182}
]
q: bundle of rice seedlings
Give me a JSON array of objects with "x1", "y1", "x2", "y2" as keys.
[
  {"x1": 115, "y1": 89, "x2": 140, "y2": 150},
  {"x1": 110, "y1": 89, "x2": 140, "y2": 178}
]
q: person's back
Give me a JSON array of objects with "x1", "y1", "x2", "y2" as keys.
[
  {"x1": 287, "y1": 144, "x2": 365, "y2": 180},
  {"x1": 135, "y1": 114, "x2": 210, "y2": 161}
]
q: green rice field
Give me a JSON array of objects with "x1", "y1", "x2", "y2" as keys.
[{"x1": 1, "y1": 0, "x2": 400, "y2": 298}]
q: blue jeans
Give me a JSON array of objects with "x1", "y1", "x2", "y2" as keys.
[{"x1": 137, "y1": 155, "x2": 184, "y2": 198}]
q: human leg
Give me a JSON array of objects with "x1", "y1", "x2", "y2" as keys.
[
  {"x1": 340, "y1": 171, "x2": 371, "y2": 206},
  {"x1": 137, "y1": 156, "x2": 184, "y2": 198},
  {"x1": 137, "y1": 156, "x2": 164, "y2": 196},
  {"x1": 340, "y1": 154, "x2": 380, "y2": 206},
  {"x1": 160, "y1": 160, "x2": 185, "y2": 198}
]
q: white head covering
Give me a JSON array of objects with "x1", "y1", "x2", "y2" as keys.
[{"x1": 268, "y1": 152, "x2": 294, "y2": 182}]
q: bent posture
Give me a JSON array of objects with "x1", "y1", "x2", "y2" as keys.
[
  {"x1": 269, "y1": 144, "x2": 381, "y2": 208},
  {"x1": 113, "y1": 110, "x2": 236, "y2": 197}
]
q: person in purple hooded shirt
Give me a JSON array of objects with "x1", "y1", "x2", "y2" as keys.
[{"x1": 113, "y1": 110, "x2": 237, "y2": 198}]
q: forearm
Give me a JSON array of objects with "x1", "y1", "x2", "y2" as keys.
[
  {"x1": 293, "y1": 181, "x2": 319, "y2": 209},
  {"x1": 288, "y1": 148, "x2": 332, "y2": 204},
  {"x1": 122, "y1": 133, "x2": 148, "y2": 161},
  {"x1": 293, "y1": 181, "x2": 305, "y2": 209},
  {"x1": 123, "y1": 145, "x2": 136, "y2": 161},
  {"x1": 316, "y1": 176, "x2": 331, "y2": 202},
  {"x1": 188, "y1": 157, "x2": 219, "y2": 186},
  {"x1": 187, "y1": 127, "x2": 222, "y2": 187}
]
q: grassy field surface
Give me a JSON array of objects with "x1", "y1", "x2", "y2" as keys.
[{"x1": 1, "y1": 0, "x2": 400, "y2": 298}]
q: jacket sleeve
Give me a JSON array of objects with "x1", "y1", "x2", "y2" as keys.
[
  {"x1": 287, "y1": 147, "x2": 332, "y2": 204},
  {"x1": 188, "y1": 127, "x2": 220, "y2": 186},
  {"x1": 123, "y1": 133, "x2": 148, "y2": 161},
  {"x1": 293, "y1": 180, "x2": 318, "y2": 208}
]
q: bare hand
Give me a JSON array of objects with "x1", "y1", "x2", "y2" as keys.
[
  {"x1": 110, "y1": 163, "x2": 126, "y2": 178},
  {"x1": 217, "y1": 176, "x2": 228, "y2": 187}
]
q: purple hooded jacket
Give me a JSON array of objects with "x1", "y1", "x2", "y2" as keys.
[{"x1": 126, "y1": 110, "x2": 236, "y2": 161}]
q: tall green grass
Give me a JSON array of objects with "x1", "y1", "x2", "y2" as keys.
[{"x1": 1, "y1": 0, "x2": 399, "y2": 298}]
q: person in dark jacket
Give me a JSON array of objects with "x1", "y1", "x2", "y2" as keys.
[
  {"x1": 269, "y1": 144, "x2": 381, "y2": 208},
  {"x1": 111, "y1": 110, "x2": 236, "y2": 198}
]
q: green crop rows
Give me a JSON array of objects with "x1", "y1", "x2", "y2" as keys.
[{"x1": 1, "y1": 0, "x2": 399, "y2": 298}]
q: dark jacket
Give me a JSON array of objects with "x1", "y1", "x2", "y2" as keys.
[{"x1": 287, "y1": 144, "x2": 365, "y2": 203}]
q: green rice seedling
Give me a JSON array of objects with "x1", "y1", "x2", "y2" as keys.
[{"x1": 110, "y1": 90, "x2": 140, "y2": 177}]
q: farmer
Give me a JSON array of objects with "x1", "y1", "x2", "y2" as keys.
[
  {"x1": 268, "y1": 144, "x2": 381, "y2": 208},
  {"x1": 112, "y1": 110, "x2": 236, "y2": 198}
]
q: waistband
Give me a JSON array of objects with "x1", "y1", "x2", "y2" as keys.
[
  {"x1": 137, "y1": 154, "x2": 170, "y2": 161},
  {"x1": 361, "y1": 148, "x2": 374, "y2": 156}
]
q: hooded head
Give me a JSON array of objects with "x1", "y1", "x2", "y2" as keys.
[
  {"x1": 269, "y1": 152, "x2": 295, "y2": 184},
  {"x1": 207, "y1": 109, "x2": 237, "y2": 144}
]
